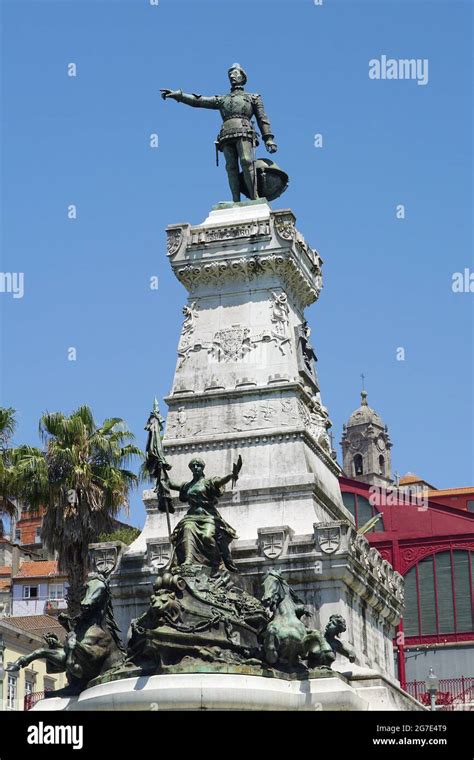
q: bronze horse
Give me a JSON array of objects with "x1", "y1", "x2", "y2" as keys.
[
  {"x1": 7, "y1": 573, "x2": 125, "y2": 697},
  {"x1": 261, "y1": 569, "x2": 337, "y2": 669}
]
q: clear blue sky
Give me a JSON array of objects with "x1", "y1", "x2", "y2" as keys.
[{"x1": 1, "y1": 0, "x2": 473, "y2": 528}]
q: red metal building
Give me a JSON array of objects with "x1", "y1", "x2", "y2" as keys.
[{"x1": 339, "y1": 392, "x2": 474, "y2": 707}]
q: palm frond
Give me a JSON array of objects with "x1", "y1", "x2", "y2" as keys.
[{"x1": 0, "y1": 407, "x2": 17, "y2": 447}]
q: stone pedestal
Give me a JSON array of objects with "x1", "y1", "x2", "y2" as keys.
[
  {"x1": 107, "y1": 201, "x2": 405, "y2": 697},
  {"x1": 31, "y1": 671, "x2": 423, "y2": 712}
]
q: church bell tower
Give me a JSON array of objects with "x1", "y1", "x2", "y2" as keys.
[{"x1": 341, "y1": 391, "x2": 393, "y2": 487}]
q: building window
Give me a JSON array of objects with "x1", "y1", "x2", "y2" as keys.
[
  {"x1": 35, "y1": 526, "x2": 42, "y2": 544},
  {"x1": 22, "y1": 585, "x2": 39, "y2": 599},
  {"x1": 403, "y1": 549, "x2": 474, "y2": 638},
  {"x1": 353, "y1": 454, "x2": 363, "y2": 476},
  {"x1": 7, "y1": 674, "x2": 17, "y2": 709},
  {"x1": 24, "y1": 679, "x2": 33, "y2": 697},
  {"x1": 48, "y1": 583, "x2": 64, "y2": 600},
  {"x1": 14, "y1": 528, "x2": 21, "y2": 543},
  {"x1": 341, "y1": 491, "x2": 384, "y2": 532},
  {"x1": 467, "y1": 500, "x2": 474, "y2": 513},
  {"x1": 378, "y1": 455, "x2": 385, "y2": 474}
]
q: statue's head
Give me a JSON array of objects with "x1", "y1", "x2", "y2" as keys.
[
  {"x1": 325, "y1": 614, "x2": 346, "y2": 636},
  {"x1": 228, "y1": 63, "x2": 247, "y2": 87},
  {"x1": 80, "y1": 574, "x2": 109, "y2": 618},
  {"x1": 188, "y1": 457, "x2": 205, "y2": 478}
]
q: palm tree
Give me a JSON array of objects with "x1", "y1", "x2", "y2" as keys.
[
  {"x1": 0, "y1": 407, "x2": 21, "y2": 522},
  {"x1": 13, "y1": 405, "x2": 142, "y2": 615}
]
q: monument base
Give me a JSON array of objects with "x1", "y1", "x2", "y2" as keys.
[{"x1": 31, "y1": 671, "x2": 424, "y2": 712}]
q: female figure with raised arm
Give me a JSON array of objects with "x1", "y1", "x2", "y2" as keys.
[{"x1": 167, "y1": 455, "x2": 242, "y2": 573}]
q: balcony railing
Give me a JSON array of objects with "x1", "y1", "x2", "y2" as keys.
[
  {"x1": 24, "y1": 690, "x2": 50, "y2": 711},
  {"x1": 406, "y1": 676, "x2": 474, "y2": 710}
]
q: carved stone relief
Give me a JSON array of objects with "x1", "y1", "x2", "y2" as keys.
[
  {"x1": 273, "y1": 212, "x2": 295, "y2": 241},
  {"x1": 177, "y1": 301, "x2": 199, "y2": 367},
  {"x1": 147, "y1": 540, "x2": 172, "y2": 569},
  {"x1": 209, "y1": 326, "x2": 253, "y2": 362},
  {"x1": 315, "y1": 525, "x2": 341, "y2": 554},
  {"x1": 257, "y1": 525, "x2": 293, "y2": 559},
  {"x1": 270, "y1": 291, "x2": 291, "y2": 355},
  {"x1": 167, "y1": 227, "x2": 184, "y2": 256}
]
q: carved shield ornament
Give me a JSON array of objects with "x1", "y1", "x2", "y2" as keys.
[
  {"x1": 149, "y1": 542, "x2": 171, "y2": 569},
  {"x1": 262, "y1": 532, "x2": 284, "y2": 559},
  {"x1": 317, "y1": 526, "x2": 341, "y2": 554},
  {"x1": 92, "y1": 547, "x2": 117, "y2": 575}
]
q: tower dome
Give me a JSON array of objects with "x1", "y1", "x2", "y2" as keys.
[
  {"x1": 340, "y1": 391, "x2": 392, "y2": 486},
  {"x1": 347, "y1": 390, "x2": 384, "y2": 428}
]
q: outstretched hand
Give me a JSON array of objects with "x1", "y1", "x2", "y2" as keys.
[
  {"x1": 160, "y1": 88, "x2": 177, "y2": 100},
  {"x1": 6, "y1": 659, "x2": 23, "y2": 672}
]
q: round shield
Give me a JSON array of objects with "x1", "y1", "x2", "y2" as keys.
[{"x1": 240, "y1": 158, "x2": 289, "y2": 202}]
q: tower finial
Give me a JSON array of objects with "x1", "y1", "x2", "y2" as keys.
[{"x1": 360, "y1": 373, "x2": 367, "y2": 404}]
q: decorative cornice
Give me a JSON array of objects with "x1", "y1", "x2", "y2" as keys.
[
  {"x1": 172, "y1": 253, "x2": 320, "y2": 308},
  {"x1": 165, "y1": 209, "x2": 323, "y2": 309}
]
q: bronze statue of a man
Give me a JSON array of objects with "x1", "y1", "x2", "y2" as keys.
[{"x1": 161, "y1": 63, "x2": 277, "y2": 202}]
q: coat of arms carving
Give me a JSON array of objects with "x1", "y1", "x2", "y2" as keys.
[
  {"x1": 167, "y1": 228, "x2": 183, "y2": 256},
  {"x1": 90, "y1": 546, "x2": 118, "y2": 575},
  {"x1": 209, "y1": 326, "x2": 252, "y2": 362},
  {"x1": 148, "y1": 541, "x2": 172, "y2": 569},
  {"x1": 261, "y1": 531, "x2": 285, "y2": 559},
  {"x1": 316, "y1": 526, "x2": 341, "y2": 554}
]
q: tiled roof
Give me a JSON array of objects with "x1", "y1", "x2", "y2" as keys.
[
  {"x1": 14, "y1": 561, "x2": 64, "y2": 579},
  {"x1": 0, "y1": 565, "x2": 12, "y2": 576},
  {"x1": 0, "y1": 579, "x2": 11, "y2": 590},
  {"x1": 399, "y1": 473, "x2": 425, "y2": 485},
  {"x1": 4, "y1": 614, "x2": 66, "y2": 642},
  {"x1": 426, "y1": 487, "x2": 474, "y2": 497}
]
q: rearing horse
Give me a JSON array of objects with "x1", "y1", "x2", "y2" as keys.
[
  {"x1": 261, "y1": 569, "x2": 335, "y2": 668},
  {"x1": 6, "y1": 573, "x2": 125, "y2": 697}
]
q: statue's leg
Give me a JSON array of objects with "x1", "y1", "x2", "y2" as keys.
[
  {"x1": 7, "y1": 647, "x2": 66, "y2": 672},
  {"x1": 222, "y1": 143, "x2": 241, "y2": 202},
  {"x1": 264, "y1": 631, "x2": 279, "y2": 665},
  {"x1": 237, "y1": 139, "x2": 257, "y2": 199}
]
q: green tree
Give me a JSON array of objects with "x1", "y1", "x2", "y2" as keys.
[
  {"x1": 0, "y1": 407, "x2": 20, "y2": 519},
  {"x1": 12, "y1": 405, "x2": 142, "y2": 614},
  {"x1": 96, "y1": 526, "x2": 141, "y2": 545}
]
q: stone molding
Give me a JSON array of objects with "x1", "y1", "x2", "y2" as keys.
[
  {"x1": 162, "y1": 427, "x2": 341, "y2": 476},
  {"x1": 166, "y1": 209, "x2": 323, "y2": 309}
]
